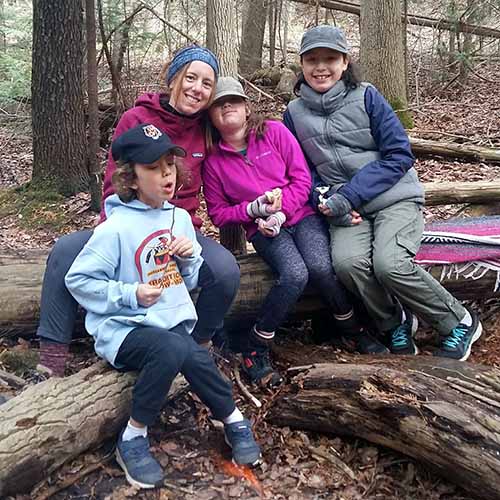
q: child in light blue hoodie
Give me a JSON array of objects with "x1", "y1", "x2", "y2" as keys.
[{"x1": 65, "y1": 123, "x2": 261, "y2": 490}]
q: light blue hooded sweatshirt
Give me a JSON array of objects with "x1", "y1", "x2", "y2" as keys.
[{"x1": 65, "y1": 194, "x2": 203, "y2": 367}]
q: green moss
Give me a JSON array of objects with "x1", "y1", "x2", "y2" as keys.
[
  {"x1": 0, "y1": 183, "x2": 72, "y2": 232},
  {"x1": 389, "y1": 97, "x2": 414, "y2": 130},
  {"x1": 0, "y1": 349, "x2": 39, "y2": 376}
]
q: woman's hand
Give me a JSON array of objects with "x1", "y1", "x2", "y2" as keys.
[
  {"x1": 136, "y1": 284, "x2": 162, "y2": 307},
  {"x1": 169, "y1": 235, "x2": 193, "y2": 258}
]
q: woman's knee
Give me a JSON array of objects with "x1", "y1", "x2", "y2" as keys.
[
  {"x1": 48, "y1": 230, "x2": 92, "y2": 277},
  {"x1": 200, "y1": 242, "x2": 240, "y2": 294}
]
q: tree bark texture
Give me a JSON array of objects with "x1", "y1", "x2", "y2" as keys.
[
  {"x1": 31, "y1": 0, "x2": 88, "y2": 195},
  {"x1": 360, "y1": 0, "x2": 408, "y2": 115},
  {"x1": 269, "y1": 357, "x2": 500, "y2": 500},
  {"x1": 0, "y1": 361, "x2": 187, "y2": 497},
  {"x1": 86, "y1": 0, "x2": 102, "y2": 212},
  {"x1": 289, "y1": 0, "x2": 500, "y2": 40},
  {"x1": 238, "y1": 0, "x2": 268, "y2": 75},
  {"x1": 205, "y1": 0, "x2": 238, "y2": 76}
]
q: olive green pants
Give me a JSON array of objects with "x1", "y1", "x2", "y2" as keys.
[{"x1": 329, "y1": 201, "x2": 465, "y2": 335}]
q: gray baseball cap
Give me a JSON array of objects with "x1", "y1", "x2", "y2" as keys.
[
  {"x1": 213, "y1": 76, "x2": 248, "y2": 103},
  {"x1": 299, "y1": 25, "x2": 351, "y2": 56}
]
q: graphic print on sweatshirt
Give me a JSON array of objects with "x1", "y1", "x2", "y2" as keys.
[{"x1": 135, "y1": 228, "x2": 183, "y2": 288}]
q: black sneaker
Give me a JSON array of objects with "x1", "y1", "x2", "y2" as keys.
[
  {"x1": 353, "y1": 331, "x2": 390, "y2": 355},
  {"x1": 389, "y1": 310, "x2": 419, "y2": 355},
  {"x1": 115, "y1": 431, "x2": 164, "y2": 489},
  {"x1": 434, "y1": 312, "x2": 483, "y2": 361},
  {"x1": 224, "y1": 418, "x2": 262, "y2": 466},
  {"x1": 241, "y1": 347, "x2": 283, "y2": 387}
]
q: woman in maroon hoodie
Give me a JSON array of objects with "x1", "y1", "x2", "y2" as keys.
[{"x1": 38, "y1": 46, "x2": 240, "y2": 375}]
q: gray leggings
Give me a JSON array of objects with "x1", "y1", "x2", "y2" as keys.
[{"x1": 250, "y1": 214, "x2": 352, "y2": 332}]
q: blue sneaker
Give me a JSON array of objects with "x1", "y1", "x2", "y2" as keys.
[
  {"x1": 389, "y1": 310, "x2": 419, "y2": 355},
  {"x1": 434, "y1": 312, "x2": 482, "y2": 361},
  {"x1": 115, "y1": 432, "x2": 164, "y2": 489},
  {"x1": 224, "y1": 418, "x2": 262, "y2": 466}
]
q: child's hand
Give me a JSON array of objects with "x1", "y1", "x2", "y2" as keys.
[
  {"x1": 265, "y1": 187, "x2": 282, "y2": 212},
  {"x1": 318, "y1": 203, "x2": 333, "y2": 216},
  {"x1": 137, "y1": 284, "x2": 162, "y2": 307},
  {"x1": 256, "y1": 211, "x2": 286, "y2": 237},
  {"x1": 169, "y1": 235, "x2": 193, "y2": 258},
  {"x1": 350, "y1": 210, "x2": 362, "y2": 225}
]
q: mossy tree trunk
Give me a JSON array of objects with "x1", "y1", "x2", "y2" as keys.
[
  {"x1": 359, "y1": 0, "x2": 413, "y2": 128},
  {"x1": 31, "y1": 0, "x2": 88, "y2": 195}
]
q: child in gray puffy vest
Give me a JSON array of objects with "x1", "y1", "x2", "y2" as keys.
[{"x1": 283, "y1": 25, "x2": 482, "y2": 361}]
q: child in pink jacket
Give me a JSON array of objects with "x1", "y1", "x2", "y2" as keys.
[{"x1": 203, "y1": 77, "x2": 389, "y2": 386}]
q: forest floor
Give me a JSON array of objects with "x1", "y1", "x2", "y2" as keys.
[{"x1": 1, "y1": 61, "x2": 500, "y2": 500}]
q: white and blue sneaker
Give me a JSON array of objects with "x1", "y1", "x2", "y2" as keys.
[
  {"x1": 224, "y1": 418, "x2": 262, "y2": 466},
  {"x1": 434, "y1": 312, "x2": 482, "y2": 361},
  {"x1": 115, "y1": 431, "x2": 164, "y2": 489}
]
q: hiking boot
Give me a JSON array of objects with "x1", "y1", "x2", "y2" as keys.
[
  {"x1": 389, "y1": 310, "x2": 419, "y2": 355},
  {"x1": 241, "y1": 347, "x2": 283, "y2": 387},
  {"x1": 224, "y1": 418, "x2": 262, "y2": 466},
  {"x1": 434, "y1": 312, "x2": 483, "y2": 361},
  {"x1": 115, "y1": 432, "x2": 164, "y2": 489}
]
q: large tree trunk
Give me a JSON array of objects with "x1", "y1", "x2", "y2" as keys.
[
  {"x1": 360, "y1": 0, "x2": 411, "y2": 126},
  {"x1": 269, "y1": 357, "x2": 500, "y2": 500},
  {"x1": 206, "y1": 0, "x2": 238, "y2": 76},
  {"x1": 0, "y1": 361, "x2": 187, "y2": 497},
  {"x1": 86, "y1": 0, "x2": 102, "y2": 212},
  {"x1": 289, "y1": 0, "x2": 500, "y2": 40},
  {"x1": 31, "y1": 0, "x2": 88, "y2": 195},
  {"x1": 206, "y1": 0, "x2": 246, "y2": 253},
  {"x1": 238, "y1": 0, "x2": 268, "y2": 76}
]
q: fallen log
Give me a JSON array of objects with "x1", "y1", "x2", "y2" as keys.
[
  {"x1": 410, "y1": 137, "x2": 500, "y2": 164},
  {"x1": 424, "y1": 180, "x2": 500, "y2": 206},
  {"x1": 290, "y1": 0, "x2": 500, "y2": 39},
  {"x1": 269, "y1": 356, "x2": 500, "y2": 500},
  {"x1": 2, "y1": 199, "x2": 500, "y2": 336},
  {"x1": 0, "y1": 361, "x2": 187, "y2": 497}
]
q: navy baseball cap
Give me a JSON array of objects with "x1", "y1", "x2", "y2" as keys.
[{"x1": 111, "y1": 124, "x2": 186, "y2": 164}]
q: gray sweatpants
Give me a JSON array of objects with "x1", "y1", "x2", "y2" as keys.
[{"x1": 329, "y1": 201, "x2": 466, "y2": 335}]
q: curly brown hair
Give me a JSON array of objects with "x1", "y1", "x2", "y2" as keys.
[{"x1": 112, "y1": 157, "x2": 190, "y2": 203}]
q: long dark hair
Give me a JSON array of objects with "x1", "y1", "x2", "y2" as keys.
[{"x1": 293, "y1": 57, "x2": 362, "y2": 96}]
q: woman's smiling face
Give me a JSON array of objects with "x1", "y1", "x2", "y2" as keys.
[{"x1": 169, "y1": 60, "x2": 216, "y2": 115}]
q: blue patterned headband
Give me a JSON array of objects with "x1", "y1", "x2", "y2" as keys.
[{"x1": 166, "y1": 45, "x2": 220, "y2": 85}]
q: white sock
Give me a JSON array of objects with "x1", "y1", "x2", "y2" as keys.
[
  {"x1": 122, "y1": 421, "x2": 147, "y2": 442},
  {"x1": 460, "y1": 310, "x2": 472, "y2": 327},
  {"x1": 401, "y1": 309, "x2": 407, "y2": 323},
  {"x1": 334, "y1": 309, "x2": 354, "y2": 321},
  {"x1": 223, "y1": 407, "x2": 244, "y2": 425},
  {"x1": 254, "y1": 325, "x2": 275, "y2": 342}
]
